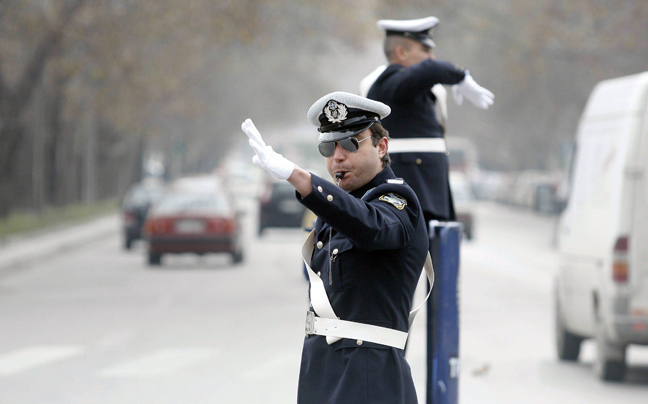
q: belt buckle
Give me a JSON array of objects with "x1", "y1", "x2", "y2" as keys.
[{"x1": 305, "y1": 311, "x2": 315, "y2": 337}]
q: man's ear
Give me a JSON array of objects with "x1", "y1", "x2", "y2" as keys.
[
  {"x1": 377, "y1": 137, "x2": 388, "y2": 159},
  {"x1": 394, "y1": 45, "x2": 407, "y2": 62}
]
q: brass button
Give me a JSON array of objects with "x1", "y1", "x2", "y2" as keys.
[
  {"x1": 317, "y1": 271, "x2": 321, "y2": 277},
  {"x1": 318, "y1": 186, "x2": 323, "y2": 192},
  {"x1": 357, "y1": 340, "x2": 363, "y2": 345},
  {"x1": 332, "y1": 248, "x2": 338, "y2": 254},
  {"x1": 316, "y1": 241, "x2": 323, "y2": 249},
  {"x1": 327, "y1": 195, "x2": 333, "y2": 202},
  {"x1": 416, "y1": 158, "x2": 422, "y2": 164}
]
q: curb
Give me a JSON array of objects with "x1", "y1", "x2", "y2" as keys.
[{"x1": 0, "y1": 214, "x2": 120, "y2": 276}]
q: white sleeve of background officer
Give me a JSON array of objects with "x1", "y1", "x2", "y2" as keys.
[{"x1": 359, "y1": 65, "x2": 387, "y2": 97}]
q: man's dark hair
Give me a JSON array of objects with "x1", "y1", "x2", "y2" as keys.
[{"x1": 369, "y1": 122, "x2": 391, "y2": 168}]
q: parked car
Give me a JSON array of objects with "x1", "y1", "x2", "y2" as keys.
[
  {"x1": 144, "y1": 180, "x2": 243, "y2": 266},
  {"x1": 511, "y1": 169, "x2": 562, "y2": 212},
  {"x1": 449, "y1": 171, "x2": 476, "y2": 240},
  {"x1": 121, "y1": 181, "x2": 165, "y2": 250},
  {"x1": 258, "y1": 179, "x2": 306, "y2": 236},
  {"x1": 555, "y1": 71, "x2": 648, "y2": 381}
]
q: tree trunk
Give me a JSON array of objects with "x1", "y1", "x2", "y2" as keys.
[{"x1": 0, "y1": 0, "x2": 86, "y2": 217}]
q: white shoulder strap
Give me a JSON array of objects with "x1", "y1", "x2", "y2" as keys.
[{"x1": 302, "y1": 230, "x2": 434, "y2": 347}]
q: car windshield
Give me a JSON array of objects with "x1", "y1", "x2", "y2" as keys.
[
  {"x1": 154, "y1": 192, "x2": 231, "y2": 215},
  {"x1": 124, "y1": 186, "x2": 164, "y2": 207}
]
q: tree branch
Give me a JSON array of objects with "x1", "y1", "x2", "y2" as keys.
[{"x1": 7, "y1": 0, "x2": 86, "y2": 116}]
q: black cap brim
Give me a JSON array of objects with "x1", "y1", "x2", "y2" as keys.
[{"x1": 317, "y1": 121, "x2": 376, "y2": 142}]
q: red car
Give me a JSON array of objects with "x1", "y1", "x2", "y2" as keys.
[{"x1": 144, "y1": 188, "x2": 244, "y2": 266}]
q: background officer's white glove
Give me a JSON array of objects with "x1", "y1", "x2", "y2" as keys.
[
  {"x1": 241, "y1": 119, "x2": 295, "y2": 180},
  {"x1": 452, "y1": 71, "x2": 495, "y2": 110}
]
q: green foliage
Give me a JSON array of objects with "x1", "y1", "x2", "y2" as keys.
[{"x1": 0, "y1": 199, "x2": 117, "y2": 239}]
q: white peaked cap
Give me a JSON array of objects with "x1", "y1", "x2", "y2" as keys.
[
  {"x1": 377, "y1": 16, "x2": 440, "y2": 49},
  {"x1": 307, "y1": 92, "x2": 391, "y2": 142},
  {"x1": 377, "y1": 16, "x2": 440, "y2": 32}
]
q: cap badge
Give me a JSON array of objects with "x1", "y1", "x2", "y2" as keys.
[{"x1": 324, "y1": 100, "x2": 348, "y2": 124}]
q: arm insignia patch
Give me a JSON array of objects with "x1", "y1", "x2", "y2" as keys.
[{"x1": 378, "y1": 193, "x2": 407, "y2": 210}]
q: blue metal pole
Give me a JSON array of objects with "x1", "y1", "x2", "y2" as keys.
[{"x1": 427, "y1": 221, "x2": 462, "y2": 404}]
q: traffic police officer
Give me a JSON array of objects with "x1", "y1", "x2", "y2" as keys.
[
  {"x1": 365, "y1": 16, "x2": 494, "y2": 222},
  {"x1": 241, "y1": 92, "x2": 432, "y2": 403}
]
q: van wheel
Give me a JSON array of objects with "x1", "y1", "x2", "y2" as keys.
[
  {"x1": 555, "y1": 297, "x2": 582, "y2": 361},
  {"x1": 594, "y1": 318, "x2": 626, "y2": 381}
]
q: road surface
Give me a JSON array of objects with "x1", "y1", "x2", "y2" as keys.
[{"x1": 1, "y1": 199, "x2": 647, "y2": 403}]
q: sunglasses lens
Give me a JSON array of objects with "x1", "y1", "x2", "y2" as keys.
[
  {"x1": 318, "y1": 137, "x2": 362, "y2": 157},
  {"x1": 318, "y1": 142, "x2": 336, "y2": 157},
  {"x1": 339, "y1": 137, "x2": 359, "y2": 153}
]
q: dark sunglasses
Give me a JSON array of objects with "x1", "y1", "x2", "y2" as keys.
[{"x1": 318, "y1": 136, "x2": 371, "y2": 157}]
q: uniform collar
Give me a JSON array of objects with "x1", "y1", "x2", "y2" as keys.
[{"x1": 350, "y1": 167, "x2": 395, "y2": 199}]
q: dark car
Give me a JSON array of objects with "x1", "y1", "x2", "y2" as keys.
[
  {"x1": 144, "y1": 185, "x2": 243, "y2": 266},
  {"x1": 258, "y1": 180, "x2": 306, "y2": 236},
  {"x1": 121, "y1": 183, "x2": 165, "y2": 250}
]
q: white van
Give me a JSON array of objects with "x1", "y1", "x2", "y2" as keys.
[{"x1": 555, "y1": 71, "x2": 648, "y2": 381}]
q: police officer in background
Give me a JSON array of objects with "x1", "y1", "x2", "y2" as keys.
[
  {"x1": 241, "y1": 92, "x2": 432, "y2": 403},
  {"x1": 365, "y1": 16, "x2": 494, "y2": 223}
]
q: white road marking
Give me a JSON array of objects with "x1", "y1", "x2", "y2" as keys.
[
  {"x1": 0, "y1": 345, "x2": 84, "y2": 375},
  {"x1": 97, "y1": 348, "x2": 218, "y2": 378}
]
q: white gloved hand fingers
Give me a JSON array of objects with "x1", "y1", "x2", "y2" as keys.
[
  {"x1": 242, "y1": 120, "x2": 265, "y2": 147},
  {"x1": 471, "y1": 92, "x2": 493, "y2": 110},
  {"x1": 456, "y1": 72, "x2": 494, "y2": 110},
  {"x1": 245, "y1": 135, "x2": 295, "y2": 180},
  {"x1": 248, "y1": 139, "x2": 266, "y2": 162},
  {"x1": 241, "y1": 119, "x2": 266, "y2": 147},
  {"x1": 482, "y1": 88, "x2": 495, "y2": 100},
  {"x1": 265, "y1": 145, "x2": 283, "y2": 161}
]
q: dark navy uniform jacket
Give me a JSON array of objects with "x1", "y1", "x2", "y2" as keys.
[
  {"x1": 367, "y1": 59, "x2": 465, "y2": 220},
  {"x1": 296, "y1": 167, "x2": 428, "y2": 404}
]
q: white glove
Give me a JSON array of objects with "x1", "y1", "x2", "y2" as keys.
[
  {"x1": 452, "y1": 71, "x2": 494, "y2": 110},
  {"x1": 241, "y1": 119, "x2": 295, "y2": 180}
]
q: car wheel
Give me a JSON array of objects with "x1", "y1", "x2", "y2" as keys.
[
  {"x1": 148, "y1": 252, "x2": 162, "y2": 266},
  {"x1": 594, "y1": 314, "x2": 626, "y2": 381},
  {"x1": 555, "y1": 296, "x2": 582, "y2": 361},
  {"x1": 232, "y1": 250, "x2": 244, "y2": 264}
]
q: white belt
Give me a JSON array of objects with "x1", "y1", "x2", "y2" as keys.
[
  {"x1": 388, "y1": 138, "x2": 447, "y2": 154},
  {"x1": 302, "y1": 230, "x2": 434, "y2": 349},
  {"x1": 305, "y1": 311, "x2": 408, "y2": 348}
]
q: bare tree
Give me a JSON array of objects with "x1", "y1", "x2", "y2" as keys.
[{"x1": 0, "y1": 0, "x2": 86, "y2": 216}]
